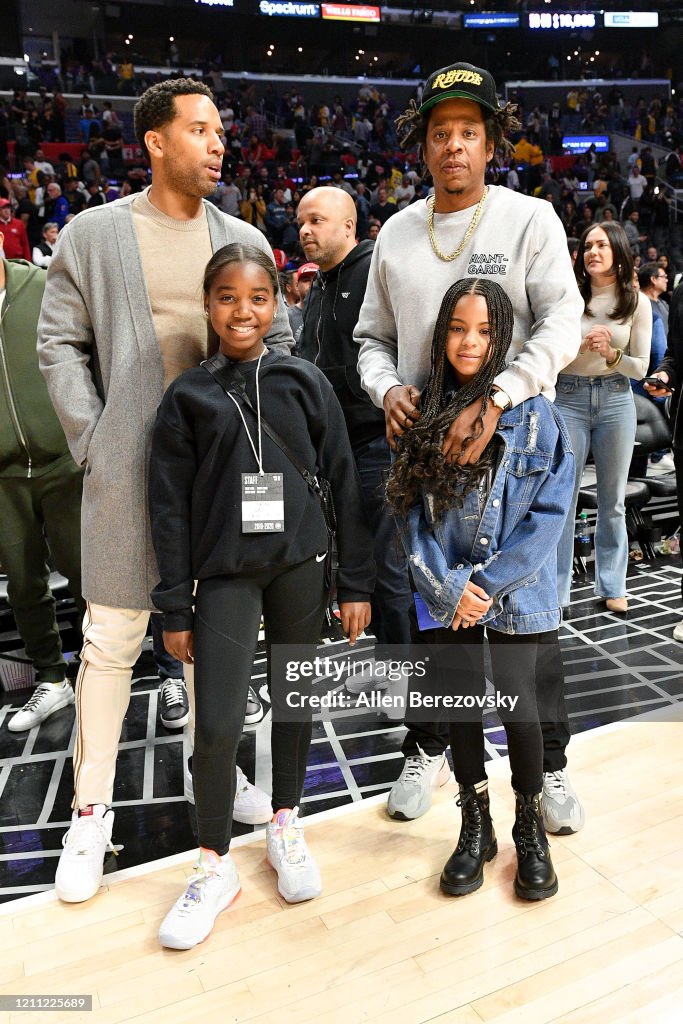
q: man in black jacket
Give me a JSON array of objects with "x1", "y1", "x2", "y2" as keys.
[
  {"x1": 646, "y1": 282, "x2": 683, "y2": 640},
  {"x1": 297, "y1": 186, "x2": 412, "y2": 646}
]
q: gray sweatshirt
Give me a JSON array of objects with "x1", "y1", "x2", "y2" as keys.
[{"x1": 355, "y1": 185, "x2": 583, "y2": 409}]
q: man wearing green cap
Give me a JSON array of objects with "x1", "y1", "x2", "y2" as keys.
[{"x1": 356, "y1": 62, "x2": 585, "y2": 837}]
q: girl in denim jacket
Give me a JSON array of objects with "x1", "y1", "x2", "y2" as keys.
[{"x1": 387, "y1": 278, "x2": 575, "y2": 903}]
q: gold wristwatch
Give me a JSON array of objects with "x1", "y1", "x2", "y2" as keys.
[{"x1": 489, "y1": 386, "x2": 512, "y2": 412}]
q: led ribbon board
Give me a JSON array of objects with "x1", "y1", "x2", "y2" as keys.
[
  {"x1": 321, "y1": 4, "x2": 381, "y2": 22},
  {"x1": 528, "y1": 11, "x2": 597, "y2": 29},
  {"x1": 604, "y1": 12, "x2": 658, "y2": 28},
  {"x1": 259, "y1": 0, "x2": 320, "y2": 15},
  {"x1": 463, "y1": 13, "x2": 520, "y2": 28}
]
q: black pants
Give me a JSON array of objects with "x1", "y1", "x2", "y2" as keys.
[
  {"x1": 403, "y1": 611, "x2": 570, "y2": 776},
  {"x1": 192, "y1": 556, "x2": 327, "y2": 856},
  {"x1": 353, "y1": 436, "x2": 413, "y2": 645},
  {"x1": 0, "y1": 458, "x2": 84, "y2": 681},
  {"x1": 407, "y1": 616, "x2": 544, "y2": 795},
  {"x1": 674, "y1": 447, "x2": 683, "y2": 603}
]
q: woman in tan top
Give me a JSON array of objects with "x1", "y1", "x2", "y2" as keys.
[{"x1": 555, "y1": 222, "x2": 652, "y2": 612}]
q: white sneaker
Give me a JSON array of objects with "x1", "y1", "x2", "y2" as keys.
[
  {"x1": 387, "y1": 745, "x2": 451, "y2": 820},
  {"x1": 673, "y1": 620, "x2": 683, "y2": 643},
  {"x1": 55, "y1": 805, "x2": 116, "y2": 903},
  {"x1": 158, "y1": 678, "x2": 189, "y2": 730},
  {"x1": 345, "y1": 661, "x2": 390, "y2": 695},
  {"x1": 184, "y1": 760, "x2": 272, "y2": 824},
  {"x1": 541, "y1": 769, "x2": 586, "y2": 835},
  {"x1": 158, "y1": 849, "x2": 240, "y2": 949},
  {"x1": 266, "y1": 807, "x2": 322, "y2": 903},
  {"x1": 650, "y1": 453, "x2": 676, "y2": 471},
  {"x1": 8, "y1": 680, "x2": 74, "y2": 732}
]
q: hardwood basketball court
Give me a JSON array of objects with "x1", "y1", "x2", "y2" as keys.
[{"x1": 1, "y1": 709, "x2": 683, "y2": 1024}]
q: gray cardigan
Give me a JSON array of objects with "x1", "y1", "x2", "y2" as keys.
[{"x1": 37, "y1": 193, "x2": 294, "y2": 610}]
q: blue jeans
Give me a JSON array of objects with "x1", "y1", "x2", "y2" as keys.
[
  {"x1": 555, "y1": 373, "x2": 636, "y2": 605},
  {"x1": 150, "y1": 612, "x2": 184, "y2": 682},
  {"x1": 353, "y1": 435, "x2": 413, "y2": 644}
]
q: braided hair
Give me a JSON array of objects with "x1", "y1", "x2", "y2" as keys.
[
  {"x1": 395, "y1": 98, "x2": 520, "y2": 179},
  {"x1": 386, "y1": 278, "x2": 514, "y2": 522}
]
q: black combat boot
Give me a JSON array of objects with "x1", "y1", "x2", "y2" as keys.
[
  {"x1": 440, "y1": 784, "x2": 497, "y2": 896},
  {"x1": 512, "y1": 791, "x2": 558, "y2": 900}
]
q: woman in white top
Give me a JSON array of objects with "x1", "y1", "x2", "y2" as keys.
[{"x1": 555, "y1": 221, "x2": 652, "y2": 612}]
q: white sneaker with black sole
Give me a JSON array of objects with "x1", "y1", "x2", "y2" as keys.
[
  {"x1": 158, "y1": 849, "x2": 240, "y2": 949},
  {"x1": 266, "y1": 807, "x2": 321, "y2": 903},
  {"x1": 244, "y1": 685, "x2": 264, "y2": 725},
  {"x1": 387, "y1": 746, "x2": 451, "y2": 820},
  {"x1": 673, "y1": 620, "x2": 683, "y2": 643},
  {"x1": 55, "y1": 804, "x2": 117, "y2": 903},
  {"x1": 541, "y1": 769, "x2": 586, "y2": 835},
  {"x1": 183, "y1": 759, "x2": 272, "y2": 824},
  {"x1": 8, "y1": 680, "x2": 74, "y2": 733},
  {"x1": 158, "y1": 678, "x2": 190, "y2": 729}
]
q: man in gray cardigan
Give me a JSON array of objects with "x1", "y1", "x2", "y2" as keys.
[{"x1": 38, "y1": 79, "x2": 294, "y2": 904}]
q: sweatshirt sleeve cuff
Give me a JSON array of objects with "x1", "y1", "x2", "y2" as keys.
[
  {"x1": 336, "y1": 588, "x2": 373, "y2": 605},
  {"x1": 163, "y1": 609, "x2": 195, "y2": 632},
  {"x1": 372, "y1": 373, "x2": 404, "y2": 410},
  {"x1": 492, "y1": 369, "x2": 528, "y2": 409}
]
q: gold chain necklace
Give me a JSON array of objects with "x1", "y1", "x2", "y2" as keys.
[{"x1": 426, "y1": 186, "x2": 489, "y2": 262}]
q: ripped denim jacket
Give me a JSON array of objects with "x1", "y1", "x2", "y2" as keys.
[{"x1": 397, "y1": 396, "x2": 575, "y2": 635}]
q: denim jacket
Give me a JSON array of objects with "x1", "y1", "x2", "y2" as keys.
[{"x1": 398, "y1": 396, "x2": 575, "y2": 635}]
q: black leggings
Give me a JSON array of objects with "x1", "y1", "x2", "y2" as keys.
[
  {"x1": 410, "y1": 615, "x2": 544, "y2": 796},
  {"x1": 192, "y1": 556, "x2": 327, "y2": 856}
]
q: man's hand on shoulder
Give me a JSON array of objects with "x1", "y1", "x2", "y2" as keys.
[
  {"x1": 442, "y1": 396, "x2": 503, "y2": 466},
  {"x1": 383, "y1": 384, "x2": 421, "y2": 450}
]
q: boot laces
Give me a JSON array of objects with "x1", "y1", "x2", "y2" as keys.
[
  {"x1": 455, "y1": 791, "x2": 483, "y2": 854},
  {"x1": 516, "y1": 802, "x2": 545, "y2": 857}
]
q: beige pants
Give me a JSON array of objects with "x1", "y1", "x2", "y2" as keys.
[{"x1": 73, "y1": 601, "x2": 194, "y2": 809}]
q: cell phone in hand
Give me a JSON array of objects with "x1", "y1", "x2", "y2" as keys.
[{"x1": 641, "y1": 376, "x2": 674, "y2": 393}]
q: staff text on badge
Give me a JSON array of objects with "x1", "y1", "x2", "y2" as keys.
[{"x1": 242, "y1": 473, "x2": 285, "y2": 533}]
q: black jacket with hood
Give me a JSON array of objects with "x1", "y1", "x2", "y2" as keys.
[
  {"x1": 298, "y1": 239, "x2": 385, "y2": 448},
  {"x1": 659, "y1": 283, "x2": 683, "y2": 448}
]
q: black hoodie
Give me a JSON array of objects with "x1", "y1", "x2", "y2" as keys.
[{"x1": 299, "y1": 239, "x2": 385, "y2": 448}]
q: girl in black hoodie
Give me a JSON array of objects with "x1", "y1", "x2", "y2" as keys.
[{"x1": 149, "y1": 243, "x2": 373, "y2": 950}]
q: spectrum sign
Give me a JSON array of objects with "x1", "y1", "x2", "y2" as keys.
[
  {"x1": 321, "y1": 4, "x2": 381, "y2": 21},
  {"x1": 259, "y1": 0, "x2": 320, "y2": 15}
]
